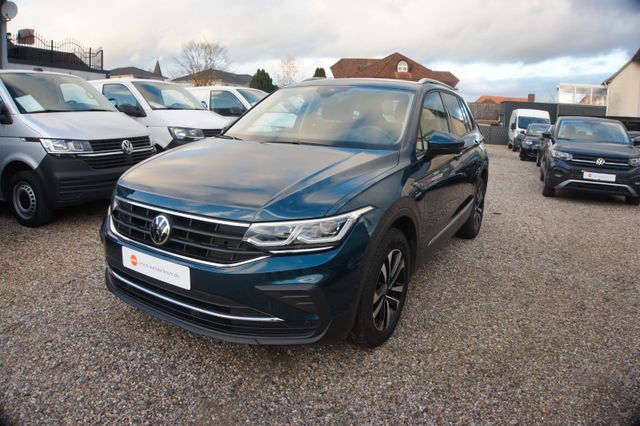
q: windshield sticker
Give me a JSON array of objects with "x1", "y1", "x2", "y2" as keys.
[{"x1": 15, "y1": 95, "x2": 45, "y2": 112}]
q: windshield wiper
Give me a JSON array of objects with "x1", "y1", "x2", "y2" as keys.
[
  {"x1": 216, "y1": 134, "x2": 243, "y2": 140},
  {"x1": 261, "y1": 140, "x2": 322, "y2": 146}
]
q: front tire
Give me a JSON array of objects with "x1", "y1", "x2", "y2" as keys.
[
  {"x1": 536, "y1": 152, "x2": 541, "y2": 166},
  {"x1": 8, "y1": 171, "x2": 53, "y2": 227},
  {"x1": 350, "y1": 228, "x2": 410, "y2": 348},
  {"x1": 542, "y1": 169, "x2": 555, "y2": 197},
  {"x1": 456, "y1": 176, "x2": 486, "y2": 239},
  {"x1": 625, "y1": 196, "x2": 640, "y2": 205},
  {"x1": 519, "y1": 150, "x2": 526, "y2": 161}
]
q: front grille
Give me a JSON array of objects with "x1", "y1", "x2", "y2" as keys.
[
  {"x1": 111, "y1": 198, "x2": 266, "y2": 265},
  {"x1": 89, "y1": 136, "x2": 151, "y2": 153},
  {"x1": 59, "y1": 177, "x2": 118, "y2": 200},
  {"x1": 82, "y1": 149, "x2": 154, "y2": 170},
  {"x1": 569, "y1": 154, "x2": 630, "y2": 170},
  {"x1": 202, "y1": 129, "x2": 222, "y2": 138},
  {"x1": 110, "y1": 268, "x2": 318, "y2": 337}
]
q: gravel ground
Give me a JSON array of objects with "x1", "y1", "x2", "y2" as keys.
[{"x1": 1, "y1": 145, "x2": 639, "y2": 424}]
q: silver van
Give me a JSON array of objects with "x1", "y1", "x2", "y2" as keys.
[{"x1": 0, "y1": 70, "x2": 154, "y2": 227}]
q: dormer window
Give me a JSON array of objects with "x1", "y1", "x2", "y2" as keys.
[{"x1": 396, "y1": 60, "x2": 409, "y2": 72}]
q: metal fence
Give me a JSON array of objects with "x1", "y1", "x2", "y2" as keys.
[
  {"x1": 479, "y1": 124, "x2": 509, "y2": 145},
  {"x1": 7, "y1": 31, "x2": 103, "y2": 71}
]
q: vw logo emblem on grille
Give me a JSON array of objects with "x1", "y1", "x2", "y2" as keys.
[
  {"x1": 121, "y1": 139, "x2": 133, "y2": 155},
  {"x1": 150, "y1": 215, "x2": 171, "y2": 245},
  {"x1": 595, "y1": 158, "x2": 606, "y2": 166}
]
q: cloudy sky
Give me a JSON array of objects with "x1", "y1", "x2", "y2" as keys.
[{"x1": 8, "y1": 0, "x2": 640, "y2": 100}]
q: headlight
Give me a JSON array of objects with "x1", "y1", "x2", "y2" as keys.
[
  {"x1": 243, "y1": 206, "x2": 374, "y2": 250},
  {"x1": 550, "y1": 148, "x2": 572, "y2": 161},
  {"x1": 168, "y1": 127, "x2": 205, "y2": 141},
  {"x1": 40, "y1": 138, "x2": 93, "y2": 154},
  {"x1": 525, "y1": 140, "x2": 533, "y2": 145}
]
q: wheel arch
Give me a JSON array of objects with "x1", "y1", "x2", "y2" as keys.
[{"x1": 1, "y1": 160, "x2": 34, "y2": 200}]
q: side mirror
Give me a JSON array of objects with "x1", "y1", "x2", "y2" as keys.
[
  {"x1": 108, "y1": 98, "x2": 118, "y2": 107},
  {"x1": 510, "y1": 123, "x2": 516, "y2": 130},
  {"x1": 0, "y1": 101, "x2": 12, "y2": 125},
  {"x1": 632, "y1": 136, "x2": 640, "y2": 147},
  {"x1": 201, "y1": 100, "x2": 208, "y2": 109},
  {"x1": 117, "y1": 103, "x2": 146, "y2": 117},
  {"x1": 229, "y1": 106, "x2": 246, "y2": 117},
  {"x1": 541, "y1": 131, "x2": 551, "y2": 139},
  {"x1": 425, "y1": 131, "x2": 464, "y2": 157}
]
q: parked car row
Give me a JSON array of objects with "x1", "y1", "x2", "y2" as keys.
[
  {"x1": 0, "y1": 70, "x2": 267, "y2": 226},
  {"x1": 509, "y1": 113, "x2": 640, "y2": 205}
]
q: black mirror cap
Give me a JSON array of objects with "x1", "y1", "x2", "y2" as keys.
[
  {"x1": 632, "y1": 136, "x2": 640, "y2": 147},
  {"x1": 425, "y1": 131, "x2": 464, "y2": 157},
  {"x1": 0, "y1": 103, "x2": 12, "y2": 125},
  {"x1": 510, "y1": 123, "x2": 516, "y2": 130},
  {"x1": 541, "y1": 131, "x2": 552, "y2": 139},
  {"x1": 117, "y1": 103, "x2": 146, "y2": 117}
]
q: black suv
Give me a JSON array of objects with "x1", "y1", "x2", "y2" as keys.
[
  {"x1": 540, "y1": 116, "x2": 640, "y2": 204},
  {"x1": 101, "y1": 78, "x2": 489, "y2": 347},
  {"x1": 519, "y1": 123, "x2": 549, "y2": 161}
]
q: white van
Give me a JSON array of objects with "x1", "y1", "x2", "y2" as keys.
[
  {"x1": 0, "y1": 70, "x2": 153, "y2": 227},
  {"x1": 508, "y1": 109, "x2": 551, "y2": 150},
  {"x1": 90, "y1": 79, "x2": 230, "y2": 150},
  {"x1": 187, "y1": 86, "x2": 268, "y2": 118}
]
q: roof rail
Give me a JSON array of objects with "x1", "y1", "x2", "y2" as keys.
[
  {"x1": 418, "y1": 78, "x2": 455, "y2": 90},
  {"x1": 303, "y1": 77, "x2": 326, "y2": 82}
]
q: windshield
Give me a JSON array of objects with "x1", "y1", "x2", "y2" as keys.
[
  {"x1": 526, "y1": 123, "x2": 548, "y2": 136},
  {"x1": 0, "y1": 73, "x2": 115, "y2": 113},
  {"x1": 557, "y1": 119, "x2": 630, "y2": 144},
  {"x1": 518, "y1": 116, "x2": 549, "y2": 129},
  {"x1": 132, "y1": 81, "x2": 205, "y2": 110},
  {"x1": 226, "y1": 85, "x2": 415, "y2": 149},
  {"x1": 237, "y1": 88, "x2": 267, "y2": 106}
]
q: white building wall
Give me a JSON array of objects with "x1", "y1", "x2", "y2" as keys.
[{"x1": 607, "y1": 61, "x2": 640, "y2": 117}]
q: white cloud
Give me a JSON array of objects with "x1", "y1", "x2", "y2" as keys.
[{"x1": 7, "y1": 0, "x2": 639, "y2": 95}]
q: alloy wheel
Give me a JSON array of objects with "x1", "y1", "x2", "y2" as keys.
[
  {"x1": 473, "y1": 180, "x2": 485, "y2": 231},
  {"x1": 372, "y1": 248, "x2": 406, "y2": 331}
]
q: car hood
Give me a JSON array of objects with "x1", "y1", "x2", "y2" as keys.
[
  {"x1": 20, "y1": 111, "x2": 149, "y2": 139},
  {"x1": 149, "y1": 109, "x2": 230, "y2": 130},
  {"x1": 117, "y1": 139, "x2": 398, "y2": 221},
  {"x1": 556, "y1": 140, "x2": 638, "y2": 159}
]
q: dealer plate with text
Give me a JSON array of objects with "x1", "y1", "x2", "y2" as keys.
[
  {"x1": 122, "y1": 246, "x2": 191, "y2": 290},
  {"x1": 583, "y1": 171, "x2": 616, "y2": 182}
]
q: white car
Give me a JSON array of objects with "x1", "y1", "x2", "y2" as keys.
[
  {"x1": 90, "y1": 79, "x2": 230, "y2": 150},
  {"x1": 0, "y1": 70, "x2": 152, "y2": 226},
  {"x1": 187, "y1": 86, "x2": 268, "y2": 118},
  {"x1": 508, "y1": 108, "x2": 551, "y2": 150}
]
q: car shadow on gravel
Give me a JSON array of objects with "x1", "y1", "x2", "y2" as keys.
[
  {"x1": 552, "y1": 190, "x2": 632, "y2": 206},
  {"x1": 0, "y1": 199, "x2": 109, "y2": 225}
]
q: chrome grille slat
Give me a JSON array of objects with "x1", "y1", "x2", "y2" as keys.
[{"x1": 111, "y1": 199, "x2": 266, "y2": 265}]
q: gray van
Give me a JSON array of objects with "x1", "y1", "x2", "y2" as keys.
[{"x1": 0, "y1": 70, "x2": 154, "y2": 227}]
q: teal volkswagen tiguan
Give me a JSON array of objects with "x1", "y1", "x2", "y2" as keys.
[{"x1": 101, "y1": 78, "x2": 489, "y2": 347}]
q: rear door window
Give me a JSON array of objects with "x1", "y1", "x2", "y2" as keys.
[{"x1": 441, "y1": 93, "x2": 468, "y2": 136}]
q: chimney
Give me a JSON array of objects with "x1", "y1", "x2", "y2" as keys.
[{"x1": 527, "y1": 93, "x2": 535, "y2": 102}]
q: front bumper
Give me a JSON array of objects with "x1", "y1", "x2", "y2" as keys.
[
  {"x1": 35, "y1": 151, "x2": 154, "y2": 208},
  {"x1": 546, "y1": 158, "x2": 640, "y2": 197},
  {"x1": 520, "y1": 145, "x2": 539, "y2": 158},
  {"x1": 101, "y1": 212, "x2": 373, "y2": 345}
]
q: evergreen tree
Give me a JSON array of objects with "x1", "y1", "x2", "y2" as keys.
[
  {"x1": 313, "y1": 67, "x2": 327, "y2": 78},
  {"x1": 250, "y1": 69, "x2": 276, "y2": 93}
]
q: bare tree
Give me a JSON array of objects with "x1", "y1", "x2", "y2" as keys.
[
  {"x1": 175, "y1": 40, "x2": 230, "y2": 86},
  {"x1": 277, "y1": 54, "x2": 299, "y2": 87}
]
